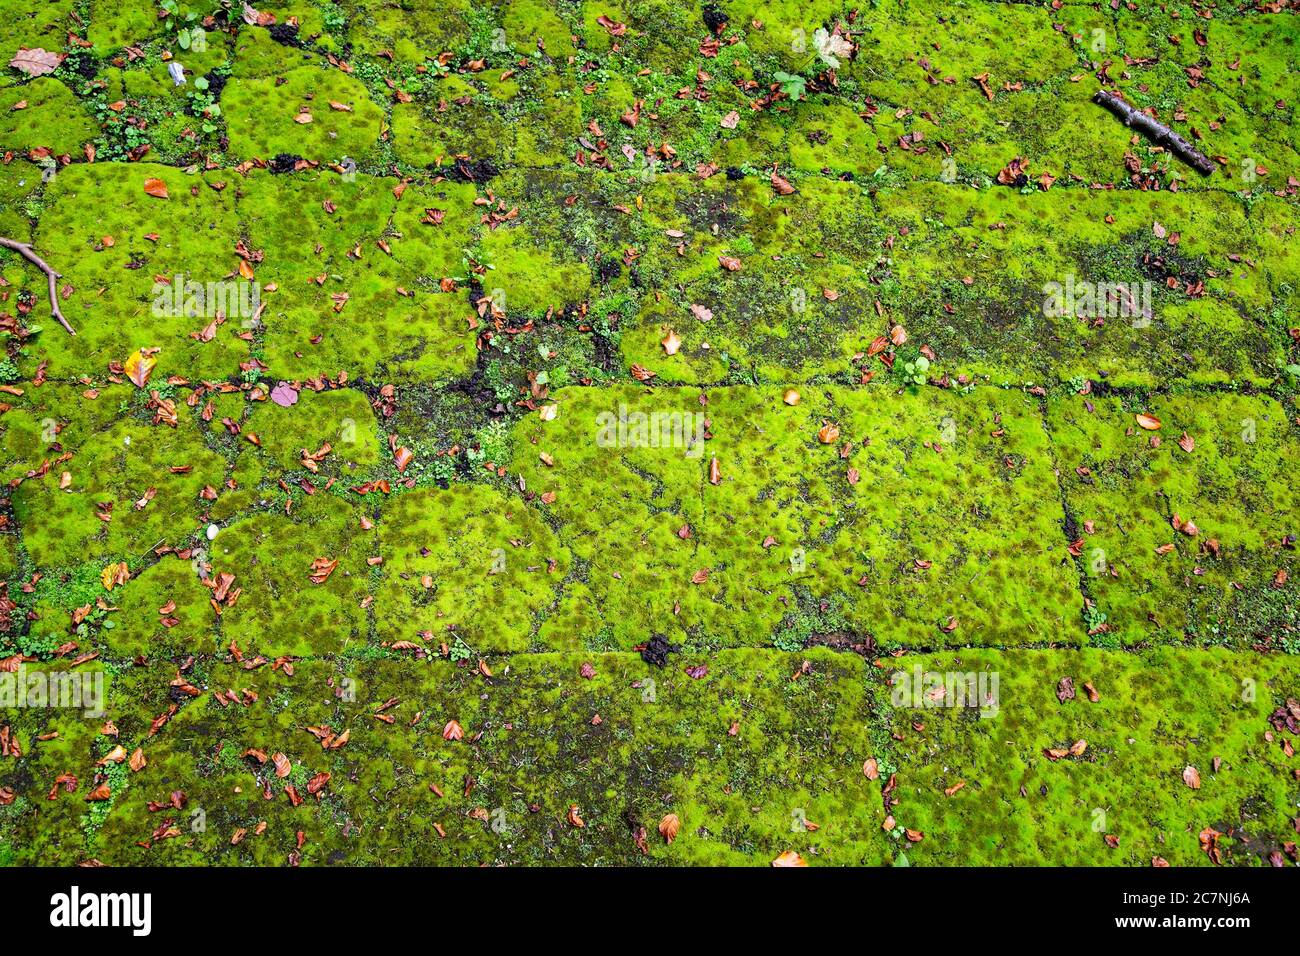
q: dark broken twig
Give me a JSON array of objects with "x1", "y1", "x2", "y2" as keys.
[
  {"x1": 1092, "y1": 90, "x2": 1216, "y2": 176},
  {"x1": 0, "y1": 236, "x2": 75, "y2": 335}
]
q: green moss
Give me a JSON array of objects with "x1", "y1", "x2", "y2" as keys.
[
  {"x1": 1049, "y1": 391, "x2": 1298, "y2": 647},
  {"x1": 346, "y1": 0, "x2": 476, "y2": 62},
  {"x1": 0, "y1": 0, "x2": 73, "y2": 64},
  {"x1": 478, "y1": 222, "x2": 592, "y2": 316},
  {"x1": 3, "y1": 0, "x2": 1298, "y2": 868},
  {"x1": 222, "y1": 65, "x2": 384, "y2": 163},
  {"x1": 212, "y1": 492, "x2": 370, "y2": 656},
  {"x1": 9, "y1": 649, "x2": 882, "y2": 864},
  {"x1": 0, "y1": 78, "x2": 96, "y2": 155},
  {"x1": 241, "y1": 169, "x2": 478, "y2": 381},
  {"x1": 13, "y1": 410, "x2": 227, "y2": 568},
  {"x1": 883, "y1": 647, "x2": 1300, "y2": 866},
  {"x1": 28, "y1": 162, "x2": 248, "y2": 381},
  {"x1": 509, "y1": 384, "x2": 1082, "y2": 650},
  {"x1": 87, "y1": 0, "x2": 162, "y2": 51},
  {"x1": 372, "y1": 485, "x2": 571, "y2": 652},
  {"x1": 245, "y1": 387, "x2": 381, "y2": 475},
  {"x1": 101, "y1": 554, "x2": 214, "y2": 658}
]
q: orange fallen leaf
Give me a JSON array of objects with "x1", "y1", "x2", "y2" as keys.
[
  {"x1": 771, "y1": 850, "x2": 807, "y2": 867},
  {"x1": 308, "y1": 557, "x2": 338, "y2": 584},
  {"x1": 658, "y1": 813, "x2": 681, "y2": 843},
  {"x1": 143, "y1": 178, "x2": 169, "y2": 199}
]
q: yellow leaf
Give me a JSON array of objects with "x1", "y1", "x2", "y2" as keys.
[
  {"x1": 100, "y1": 561, "x2": 129, "y2": 591},
  {"x1": 123, "y1": 349, "x2": 157, "y2": 389}
]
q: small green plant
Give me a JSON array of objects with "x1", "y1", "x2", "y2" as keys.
[
  {"x1": 321, "y1": 1, "x2": 346, "y2": 33},
  {"x1": 466, "y1": 419, "x2": 510, "y2": 467},
  {"x1": 772, "y1": 71, "x2": 807, "y2": 101},
  {"x1": 899, "y1": 355, "x2": 930, "y2": 388},
  {"x1": 186, "y1": 76, "x2": 221, "y2": 136},
  {"x1": 1083, "y1": 604, "x2": 1108, "y2": 633}
]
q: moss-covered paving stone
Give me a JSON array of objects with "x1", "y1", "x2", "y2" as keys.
[
  {"x1": 510, "y1": 384, "x2": 1082, "y2": 650},
  {"x1": 0, "y1": 78, "x2": 96, "y2": 155},
  {"x1": 240, "y1": 170, "x2": 478, "y2": 383},
  {"x1": 0, "y1": 660, "x2": 177, "y2": 865},
  {"x1": 345, "y1": 0, "x2": 477, "y2": 63},
  {"x1": 390, "y1": 71, "x2": 581, "y2": 170},
  {"x1": 1048, "y1": 390, "x2": 1298, "y2": 648},
  {"x1": 879, "y1": 647, "x2": 1300, "y2": 866},
  {"x1": 872, "y1": 182, "x2": 1288, "y2": 387},
  {"x1": 221, "y1": 65, "x2": 385, "y2": 165},
  {"x1": 11, "y1": 402, "x2": 227, "y2": 568},
  {"x1": 0, "y1": 382, "x2": 133, "y2": 486},
  {"x1": 371, "y1": 485, "x2": 571, "y2": 653},
  {"x1": 0, "y1": 0, "x2": 73, "y2": 65},
  {"x1": 25, "y1": 162, "x2": 249, "y2": 382},
  {"x1": 621, "y1": 171, "x2": 889, "y2": 383},
  {"x1": 1, "y1": 648, "x2": 879, "y2": 865},
  {"x1": 238, "y1": 386, "x2": 382, "y2": 478},
  {"x1": 207, "y1": 491, "x2": 371, "y2": 657}
]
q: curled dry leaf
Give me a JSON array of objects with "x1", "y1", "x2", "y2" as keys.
[
  {"x1": 567, "y1": 804, "x2": 585, "y2": 828},
  {"x1": 658, "y1": 813, "x2": 681, "y2": 843},
  {"x1": 308, "y1": 556, "x2": 338, "y2": 584},
  {"x1": 863, "y1": 757, "x2": 879, "y2": 780},
  {"x1": 783, "y1": 389, "x2": 800, "y2": 406},
  {"x1": 272, "y1": 752, "x2": 292, "y2": 778},
  {"x1": 442, "y1": 719, "x2": 464, "y2": 741},
  {"x1": 101, "y1": 561, "x2": 130, "y2": 591},
  {"x1": 1135, "y1": 413, "x2": 1162, "y2": 431},
  {"x1": 817, "y1": 423, "x2": 840, "y2": 444},
  {"x1": 143, "y1": 178, "x2": 170, "y2": 199},
  {"x1": 771, "y1": 850, "x2": 807, "y2": 867},
  {"x1": 661, "y1": 329, "x2": 682, "y2": 355},
  {"x1": 1182, "y1": 765, "x2": 1202, "y2": 789}
]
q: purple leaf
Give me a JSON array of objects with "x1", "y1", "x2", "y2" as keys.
[{"x1": 270, "y1": 382, "x2": 299, "y2": 407}]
